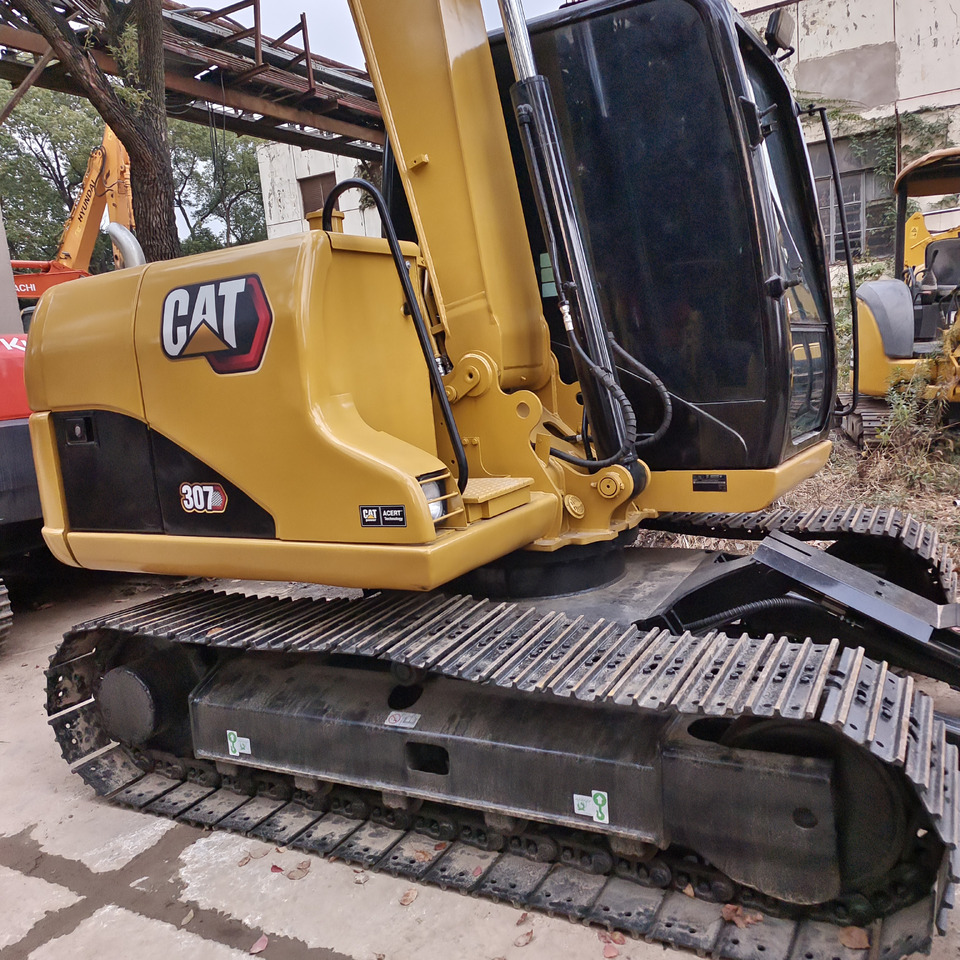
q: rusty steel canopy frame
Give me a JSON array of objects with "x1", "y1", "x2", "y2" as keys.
[{"x1": 0, "y1": 0, "x2": 384, "y2": 161}]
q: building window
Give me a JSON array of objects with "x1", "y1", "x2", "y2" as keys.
[
  {"x1": 299, "y1": 172, "x2": 337, "y2": 218},
  {"x1": 808, "y1": 139, "x2": 894, "y2": 262}
]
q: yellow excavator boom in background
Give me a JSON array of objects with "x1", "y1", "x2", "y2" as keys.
[{"x1": 13, "y1": 125, "x2": 133, "y2": 300}]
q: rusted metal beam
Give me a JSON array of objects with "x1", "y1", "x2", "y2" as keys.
[
  {"x1": 0, "y1": 45, "x2": 53, "y2": 125},
  {"x1": 0, "y1": 24, "x2": 383, "y2": 150}
]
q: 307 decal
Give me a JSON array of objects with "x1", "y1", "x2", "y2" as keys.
[{"x1": 180, "y1": 482, "x2": 228, "y2": 514}]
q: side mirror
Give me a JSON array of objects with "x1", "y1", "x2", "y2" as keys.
[{"x1": 765, "y1": 10, "x2": 796, "y2": 59}]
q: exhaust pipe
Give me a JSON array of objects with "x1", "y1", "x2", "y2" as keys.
[{"x1": 106, "y1": 222, "x2": 147, "y2": 268}]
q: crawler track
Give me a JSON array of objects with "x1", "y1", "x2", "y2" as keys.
[
  {"x1": 46, "y1": 547, "x2": 960, "y2": 958},
  {"x1": 836, "y1": 396, "x2": 893, "y2": 449},
  {"x1": 641, "y1": 503, "x2": 957, "y2": 601}
]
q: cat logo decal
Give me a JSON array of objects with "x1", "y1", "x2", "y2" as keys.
[{"x1": 161, "y1": 274, "x2": 272, "y2": 374}]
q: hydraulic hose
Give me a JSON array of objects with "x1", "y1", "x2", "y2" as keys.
[
  {"x1": 684, "y1": 595, "x2": 824, "y2": 633},
  {"x1": 611, "y1": 341, "x2": 673, "y2": 448}
]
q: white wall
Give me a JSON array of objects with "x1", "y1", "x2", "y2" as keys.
[
  {"x1": 256, "y1": 143, "x2": 381, "y2": 239},
  {"x1": 731, "y1": 0, "x2": 960, "y2": 119}
]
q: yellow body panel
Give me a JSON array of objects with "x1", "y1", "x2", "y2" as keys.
[
  {"x1": 26, "y1": 266, "x2": 147, "y2": 419},
  {"x1": 856, "y1": 299, "x2": 960, "y2": 402},
  {"x1": 641, "y1": 441, "x2": 832, "y2": 514},
  {"x1": 62, "y1": 493, "x2": 555, "y2": 592},
  {"x1": 349, "y1": 0, "x2": 551, "y2": 391},
  {"x1": 28, "y1": 413, "x2": 77, "y2": 567}
]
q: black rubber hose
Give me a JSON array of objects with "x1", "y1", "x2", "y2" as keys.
[
  {"x1": 684, "y1": 595, "x2": 824, "y2": 633},
  {"x1": 611, "y1": 341, "x2": 673, "y2": 448},
  {"x1": 550, "y1": 319, "x2": 637, "y2": 468}
]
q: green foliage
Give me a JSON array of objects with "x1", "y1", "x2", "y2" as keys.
[
  {"x1": 353, "y1": 159, "x2": 383, "y2": 211},
  {"x1": 0, "y1": 82, "x2": 266, "y2": 268},
  {"x1": 181, "y1": 226, "x2": 221, "y2": 257},
  {"x1": 0, "y1": 82, "x2": 116, "y2": 270},
  {"x1": 168, "y1": 120, "x2": 266, "y2": 248}
]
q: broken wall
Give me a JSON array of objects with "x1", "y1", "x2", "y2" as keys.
[{"x1": 731, "y1": 0, "x2": 960, "y2": 120}]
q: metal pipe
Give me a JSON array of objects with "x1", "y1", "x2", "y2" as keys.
[
  {"x1": 496, "y1": 0, "x2": 538, "y2": 82},
  {"x1": 496, "y1": 0, "x2": 637, "y2": 477},
  {"x1": 106, "y1": 223, "x2": 147, "y2": 268}
]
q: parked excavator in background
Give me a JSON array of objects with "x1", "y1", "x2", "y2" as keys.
[
  {"x1": 0, "y1": 125, "x2": 138, "y2": 646},
  {"x1": 13, "y1": 125, "x2": 134, "y2": 327},
  {"x1": 27, "y1": 0, "x2": 960, "y2": 955},
  {"x1": 842, "y1": 148, "x2": 960, "y2": 446}
]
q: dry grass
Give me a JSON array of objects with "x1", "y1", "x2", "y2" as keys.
[{"x1": 789, "y1": 431, "x2": 960, "y2": 564}]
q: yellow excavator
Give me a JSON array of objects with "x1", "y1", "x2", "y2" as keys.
[
  {"x1": 26, "y1": 0, "x2": 960, "y2": 954},
  {"x1": 13, "y1": 125, "x2": 137, "y2": 310},
  {"x1": 843, "y1": 149, "x2": 960, "y2": 446}
]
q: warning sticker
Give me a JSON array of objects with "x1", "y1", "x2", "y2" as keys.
[
  {"x1": 385, "y1": 711, "x2": 420, "y2": 729},
  {"x1": 227, "y1": 730, "x2": 251, "y2": 756},
  {"x1": 573, "y1": 790, "x2": 609, "y2": 824}
]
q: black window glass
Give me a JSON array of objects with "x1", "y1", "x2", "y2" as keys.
[
  {"x1": 742, "y1": 35, "x2": 833, "y2": 440},
  {"x1": 530, "y1": 0, "x2": 765, "y2": 405}
]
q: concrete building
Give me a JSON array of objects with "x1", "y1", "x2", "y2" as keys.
[
  {"x1": 256, "y1": 142, "x2": 380, "y2": 240},
  {"x1": 732, "y1": 0, "x2": 960, "y2": 261}
]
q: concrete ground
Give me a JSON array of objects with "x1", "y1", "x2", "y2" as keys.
[{"x1": 2, "y1": 566, "x2": 960, "y2": 960}]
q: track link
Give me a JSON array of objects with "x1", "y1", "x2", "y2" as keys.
[
  {"x1": 0, "y1": 579, "x2": 11, "y2": 651},
  {"x1": 46, "y1": 573, "x2": 960, "y2": 959},
  {"x1": 640, "y1": 503, "x2": 957, "y2": 602},
  {"x1": 837, "y1": 396, "x2": 892, "y2": 449}
]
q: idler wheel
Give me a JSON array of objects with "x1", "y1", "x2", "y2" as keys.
[
  {"x1": 98, "y1": 646, "x2": 204, "y2": 750},
  {"x1": 720, "y1": 719, "x2": 914, "y2": 896}
]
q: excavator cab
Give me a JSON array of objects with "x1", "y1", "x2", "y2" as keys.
[{"x1": 488, "y1": 0, "x2": 836, "y2": 471}]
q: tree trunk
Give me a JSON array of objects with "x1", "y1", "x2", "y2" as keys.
[{"x1": 14, "y1": 0, "x2": 181, "y2": 262}]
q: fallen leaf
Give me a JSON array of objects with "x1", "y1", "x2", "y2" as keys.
[
  {"x1": 434, "y1": 842, "x2": 447, "y2": 851},
  {"x1": 375, "y1": 955, "x2": 385, "y2": 960},
  {"x1": 603, "y1": 946, "x2": 620, "y2": 959},
  {"x1": 514, "y1": 929, "x2": 534, "y2": 947},
  {"x1": 516, "y1": 912, "x2": 529, "y2": 926},
  {"x1": 248, "y1": 848, "x2": 270, "y2": 860},
  {"x1": 237, "y1": 854, "x2": 252, "y2": 867},
  {"x1": 207, "y1": 627, "x2": 223, "y2": 636},
  {"x1": 682, "y1": 883, "x2": 695, "y2": 898},
  {"x1": 413, "y1": 849, "x2": 433, "y2": 863},
  {"x1": 353, "y1": 867, "x2": 365, "y2": 873},
  {"x1": 472, "y1": 865, "x2": 484, "y2": 877},
  {"x1": 354, "y1": 873, "x2": 369, "y2": 885},
  {"x1": 270, "y1": 864, "x2": 283, "y2": 873},
  {"x1": 839, "y1": 927, "x2": 870, "y2": 950},
  {"x1": 250, "y1": 933, "x2": 269, "y2": 955},
  {"x1": 329, "y1": 856, "x2": 339, "y2": 863},
  {"x1": 286, "y1": 861, "x2": 311, "y2": 880},
  {"x1": 611, "y1": 932, "x2": 625, "y2": 945},
  {"x1": 598, "y1": 931, "x2": 612, "y2": 943},
  {"x1": 180, "y1": 909, "x2": 194, "y2": 927},
  {"x1": 275, "y1": 846, "x2": 286, "y2": 854},
  {"x1": 399, "y1": 888, "x2": 418, "y2": 906},
  {"x1": 722, "y1": 904, "x2": 764, "y2": 929}
]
